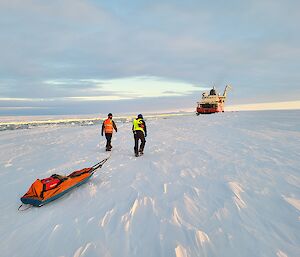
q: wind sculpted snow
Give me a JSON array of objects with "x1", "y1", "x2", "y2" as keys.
[{"x1": 0, "y1": 111, "x2": 299, "y2": 257}]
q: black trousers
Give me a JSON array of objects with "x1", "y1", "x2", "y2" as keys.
[
  {"x1": 134, "y1": 130, "x2": 146, "y2": 154},
  {"x1": 105, "y1": 133, "x2": 112, "y2": 148}
]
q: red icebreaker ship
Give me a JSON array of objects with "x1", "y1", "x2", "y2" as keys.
[{"x1": 196, "y1": 85, "x2": 231, "y2": 115}]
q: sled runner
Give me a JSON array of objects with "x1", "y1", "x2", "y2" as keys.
[{"x1": 19, "y1": 157, "x2": 109, "y2": 209}]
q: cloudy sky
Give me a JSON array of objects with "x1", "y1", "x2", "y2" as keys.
[{"x1": 0, "y1": 0, "x2": 299, "y2": 115}]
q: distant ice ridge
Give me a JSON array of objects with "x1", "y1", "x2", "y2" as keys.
[
  {"x1": 0, "y1": 112, "x2": 193, "y2": 131},
  {"x1": 0, "y1": 118, "x2": 102, "y2": 131},
  {"x1": 0, "y1": 119, "x2": 102, "y2": 131}
]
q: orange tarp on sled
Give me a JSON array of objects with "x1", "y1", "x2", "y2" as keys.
[
  {"x1": 20, "y1": 158, "x2": 109, "y2": 207},
  {"x1": 22, "y1": 168, "x2": 92, "y2": 202}
]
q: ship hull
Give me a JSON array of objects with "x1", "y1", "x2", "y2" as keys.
[{"x1": 196, "y1": 105, "x2": 223, "y2": 114}]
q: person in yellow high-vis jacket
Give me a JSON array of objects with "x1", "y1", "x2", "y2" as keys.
[
  {"x1": 101, "y1": 113, "x2": 117, "y2": 151},
  {"x1": 132, "y1": 114, "x2": 147, "y2": 157}
]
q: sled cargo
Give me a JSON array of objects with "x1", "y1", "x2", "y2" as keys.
[{"x1": 20, "y1": 158, "x2": 109, "y2": 207}]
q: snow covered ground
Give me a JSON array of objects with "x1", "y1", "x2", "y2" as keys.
[{"x1": 0, "y1": 110, "x2": 299, "y2": 257}]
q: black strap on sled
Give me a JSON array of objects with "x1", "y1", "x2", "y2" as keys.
[
  {"x1": 90, "y1": 156, "x2": 110, "y2": 174},
  {"x1": 18, "y1": 204, "x2": 33, "y2": 211},
  {"x1": 67, "y1": 156, "x2": 111, "y2": 178}
]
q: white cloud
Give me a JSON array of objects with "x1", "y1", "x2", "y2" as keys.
[{"x1": 44, "y1": 76, "x2": 206, "y2": 100}]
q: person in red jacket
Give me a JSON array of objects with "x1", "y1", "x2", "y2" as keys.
[{"x1": 101, "y1": 113, "x2": 117, "y2": 151}]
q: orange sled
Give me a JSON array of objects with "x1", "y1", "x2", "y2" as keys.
[{"x1": 20, "y1": 157, "x2": 109, "y2": 208}]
